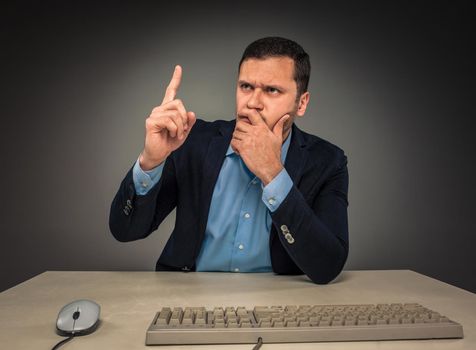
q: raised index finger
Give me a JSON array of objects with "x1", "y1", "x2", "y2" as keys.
[{"x1": 162, "y1": 65, "x2": 182, "y2": 105}]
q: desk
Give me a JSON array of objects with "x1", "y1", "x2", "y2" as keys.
[{"x1": 0, "y1": 270, "x2": 475, "y2": 349}]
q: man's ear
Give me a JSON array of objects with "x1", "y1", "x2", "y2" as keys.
[{"x1": 296, "y1": 92, "x2": 310, "y2": 117}]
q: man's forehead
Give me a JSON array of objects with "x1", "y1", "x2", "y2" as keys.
[{"x1": 239, "y1": 57, "x2": 295, "y2": 85}]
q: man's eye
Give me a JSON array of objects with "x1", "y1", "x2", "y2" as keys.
[
  {"x1": 241, "y1": 83, "x2": 252, "y2": 90},
  {"x1": 267, "y1": 87, "x2": 280, "y2": 94}
]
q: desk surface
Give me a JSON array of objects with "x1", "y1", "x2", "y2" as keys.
[{"x1": 0, "y1": 270, "x2": 475, "y2": 349}]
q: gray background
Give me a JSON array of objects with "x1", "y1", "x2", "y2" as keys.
[{"x1": 1, "y1": 1, "x2": 475, "y2": 293}]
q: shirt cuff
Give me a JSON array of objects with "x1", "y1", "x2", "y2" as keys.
[
  {"x1": 261, "y1": 168, "x2": 293, "y2": 212},
  {"x1": 132, "y1": 157, "x2": 165, "y2": 195}
]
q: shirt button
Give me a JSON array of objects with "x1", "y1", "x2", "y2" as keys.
[
  {"x1": 268, "y1": 197, "x2": 276, "y2": 205},
  {"x1": 234, "y1": 268, "x2": 240, "y2": 272},
  {"x1": 141, "y1": 181, "x2": 148, "y2": 188},
  {"x1": 244, "y1": 213, "x2": 251, "y2": 219},
  {"x1": 238, "y1": 244, "x2": 244, "y2": 250},
  {"x1": 251, "y1": 179, "x2": 258, "y2": 185}
]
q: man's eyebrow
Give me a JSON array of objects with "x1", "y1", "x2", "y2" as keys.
[
  {"x1": 238, "y1": 80, "x2": 252, "y2": 86},
  {"x1": 238, "y1": 80, "x2": 286, "y2": 91}
]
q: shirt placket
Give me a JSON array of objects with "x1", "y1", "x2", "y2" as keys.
[{"x1": 229, "y1": 176, "x2": 260, "y2": 272}]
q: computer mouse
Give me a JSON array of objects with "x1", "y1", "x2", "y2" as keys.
[{"x1": 56, "y1": 299, "x2": 100, "y2": 336}]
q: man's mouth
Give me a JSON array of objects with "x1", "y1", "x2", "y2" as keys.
[{"x1": 238, "y1": 115, "x2": 251, "y2": 124}]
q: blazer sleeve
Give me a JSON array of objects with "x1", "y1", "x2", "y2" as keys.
[
  {"x1": 270, "y1": 151, "x2": 349, "y2": 284},
  {"x1": 109, "y1": 156, "x2": 178, "y2": 242}
]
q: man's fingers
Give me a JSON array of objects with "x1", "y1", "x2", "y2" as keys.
[
  {"x1": 160, "y1": 99, "x2": 189, "y2": 130},
  {"x1": 181, "y1": 111, "x2": 196, "y2": 136},
  {"x1": 232, "y1": 129, "x2": 247, "y2": 141},
  {"x1": 186, "y1": 111, "x2": 196, "y2": 131},
  {"x1": 158, "y1": 65, "x2": 192, "y2": 133},
  {"x1": 273, "y1": 114, "x2": 290, "y2": 138},
  {"x1": 246, "y1": 109, "x2": 266, "y2": 126},
  {"x1": 230, "y1": 139, "x2": 241, "y2": 155},
  {"x1": 149, "y1": 116, "x2": 178, "y2": 138},
  {"x1": 235, "y1": 119, "x2": 252, "y2": 132},
  {"x1": 162, "y1": 65, "x2": 182, "y2": 105},
  {"x1": 147, "y1": 111, "x2": 184, "y2": 138}
]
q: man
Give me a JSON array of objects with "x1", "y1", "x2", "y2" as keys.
[{"x1": 110, "y1": 37, "x2": 349, "y2": 284}]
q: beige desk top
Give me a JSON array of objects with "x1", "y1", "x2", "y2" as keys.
[{"x1": 0, "y1": 270, "x2": 475, "y2": 349}]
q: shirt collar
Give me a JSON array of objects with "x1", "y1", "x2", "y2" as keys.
[{"x1": 226, "y1": 128, "x2": 293, "y2": 164}]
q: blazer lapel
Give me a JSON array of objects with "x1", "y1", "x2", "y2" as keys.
[
  {"x1": 198, "y1": 121, "x2": 235, "y2": 237},
  {"x1": 284, "y1": 123, "x2": 309, "y2": 187}
]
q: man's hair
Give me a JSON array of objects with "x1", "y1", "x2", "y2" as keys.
[{"x1": 239, "y1": 37, "x2": 311, "y2": 97}]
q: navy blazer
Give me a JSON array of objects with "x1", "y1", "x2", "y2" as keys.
[{"x1": 109, "y1": 119, "x2": 349, "y2": 284}]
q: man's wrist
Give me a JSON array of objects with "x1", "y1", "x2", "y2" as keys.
[
  {"x1": 260, "y1": 163, "x2": 284, "y2": 186},
  {"x1": 139, "y1": 151, "x2": 167, "y2": 171},
  {"x1": 133, "y1": 157, "x2": 165, "y2": 195},
  {"x1": 262, "y1": 168, "x2": 293, "y2": 212}
]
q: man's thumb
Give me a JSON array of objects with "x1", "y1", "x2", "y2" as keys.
[{"x1": 273, "y1": 114, "x2": 290, "y2": 137}]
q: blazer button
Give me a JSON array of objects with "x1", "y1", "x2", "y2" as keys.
[
  {"x1": 123, "y1": 207, "x2": 130, "y2": 215},
  {"x1": 285, "y1": 233, "x2": 295, "y2": 244},
  {"x1": 280, "y1": 225, "x2": 289, "y2": 232}
]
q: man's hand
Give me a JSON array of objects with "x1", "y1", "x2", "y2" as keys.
[
  {"x1": 139, "y1": 65, "x2": 197, "y2": 170},
  {"x1": 231, "y1": 111, "x2": 290, "y2": 185}
]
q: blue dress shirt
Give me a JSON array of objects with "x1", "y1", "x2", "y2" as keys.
[{"x1": 132, "y1": 130, "x2": 293, "y2": 272}]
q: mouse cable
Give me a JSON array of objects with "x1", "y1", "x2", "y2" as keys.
[
  {"x1": 252, "y1": 337, "x2": 263, "y2": 350},
  {"x1": 51, "y1": 335, "x2": 74, "y2": 350}
]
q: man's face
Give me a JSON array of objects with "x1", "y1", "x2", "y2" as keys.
[{"x1": 235, "y1": 56, "x2": 309, "y2": 139}]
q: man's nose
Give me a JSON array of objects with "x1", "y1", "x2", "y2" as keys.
[{"x1": 246, "y1": 89, "x2": 263, "y2": 110}]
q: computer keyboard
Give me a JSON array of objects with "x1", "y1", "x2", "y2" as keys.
[{"x1": 145, "y1": 303, "x2": 463, "y2": 345}]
